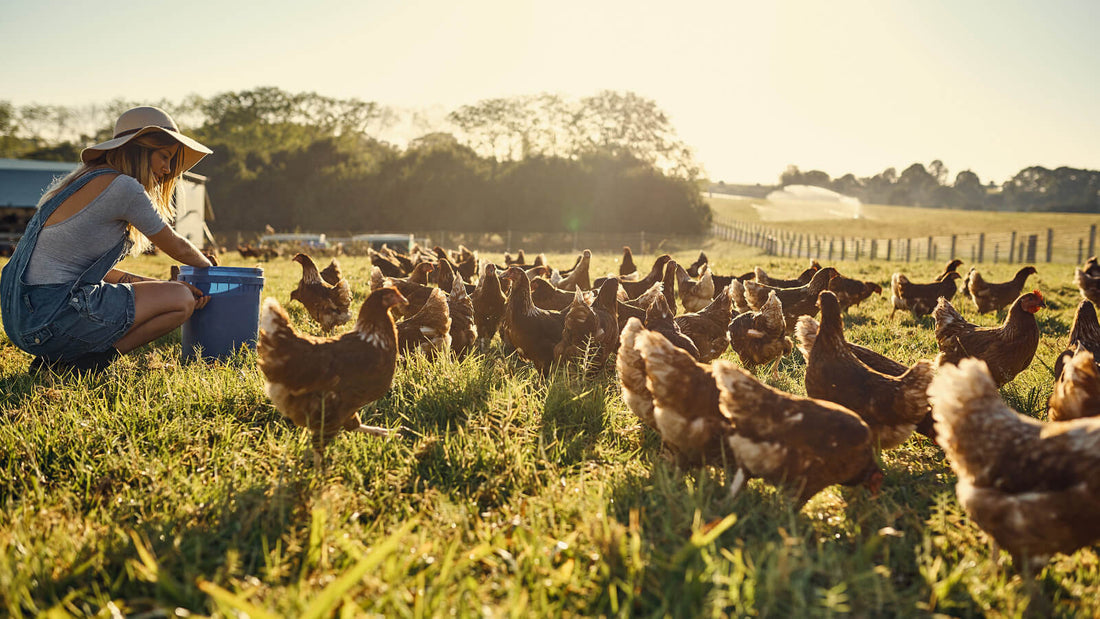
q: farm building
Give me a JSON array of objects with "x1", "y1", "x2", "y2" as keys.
[{"x1": 0, "y1": 158, "x2": 214, "y2": 246}]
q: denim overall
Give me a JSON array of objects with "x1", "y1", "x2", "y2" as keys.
[{"x1": 1, "y1": 169, "x2": 135, "y2": 361}]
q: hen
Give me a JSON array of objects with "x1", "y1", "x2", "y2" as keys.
[
  {"x1": 471, "y1": 262, "x2": 507, "y2": 350},
  {"x1": 1076, "y1": 256, "x2": 1100, "y2": 305},
  {"x1": 619, "y1": 246, "x2": 638, "y2": 279},
  {"x1": 828, "y1": 274, "x2": 882, "y2": 312},
  {"x1": 744, "y1": 267, "x2": 839, "y2": 332},
  {"x1": 728, "y1": 290, "x2": 792, "y2": 378},
  {"x1": 1054, "y1": 299, "x2": 1100, "y2": 381},
  {"x1": 290, "y1": 253, "x2": 353, "y2": 333},
  {"x1": 930, "y1": 358, "x2": 1100, "y2": 572},
  {"x1": 712, "y1": 361, "x2": 883, "y2": 508},
  {"x1": 553, "y1": 288, "x2": 600, "y2": 364},
  {"x1": 446, "y1": 277, "x2": 477, "y2": 359},
  {"x1": 319, "y1": 258, "x2": 345, "y2": 287},
  {"x1": 397, "y1": 287, "x2": 452, "y2": 358},
  {"x1": 617, "y1": 318, "x2": 657, "y2": 430},
  {"x1": 934, "y1": 291, "x2": 1044, "y2": 387},
  {"x1": 530, "y1": 277, "x2": 583, "y2": 311},
  {"x1": 802, "y1": 291, "x2": 935, "y2": 449},
  {"x1": 556, "y1": 249, "x2": 592, "y2": 291},
  {"x1": 753, "y1": 261, "x2": 820, "y2": 289},
  {"x1": 1049, "y1": 348, "x2": 1100, "y2": 422},
  {"x1": 604, "y1": 255, "x2": 672, "y2": 301},
  {"x1": 674, "y1": 285, "x2": 733, "y2": 363},
  {"x1": 633, "y1": 328, "x2": 731, "y2": 468},
  {"x1": 685, "y1": 251, "x2": 709, "y2": 279},
  {"x1": 644, "y1": 293, "x2": 700, "y2": 360},
  {"x1": 890, "y1": 271, "x2": 962, "y2": 319},
  {"x1": 936, "y1": 259, "x2": 965, "y2": 282},
  {"x1": 257, "y1": 288, "x2": 408, "y2": 466},
  {"x1": 675, "y1": 263, "x2": 715, "y2": 312},
  {"x1": 964, "y1": 266, "x2": 1037, "y2": 314},
  {"x1": 589, "y1": 278, "x2": 621, "y2": 366},
  {"x1": 500, "y1": 266, "x2": 565, "y2": 375}
]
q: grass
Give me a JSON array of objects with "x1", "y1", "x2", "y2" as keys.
[{"x1": 1, "y1": 246, "x2": 1097, "y2": 617}]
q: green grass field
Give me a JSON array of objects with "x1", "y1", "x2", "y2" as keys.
[{"x1": 0, "y1": 245, "x2": 1097, "y2": 617}]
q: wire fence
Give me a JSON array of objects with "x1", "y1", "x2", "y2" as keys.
[{"x1": 710, "y1": 220, "x2": 1099, "y2": 265}]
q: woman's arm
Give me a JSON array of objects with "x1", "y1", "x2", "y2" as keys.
[
  {"x1": 104, "y1": 269, "x2": 158, "y2": 284},
  {"x1": 148, "y1": 226, "x2": 214, "y2": 268}
]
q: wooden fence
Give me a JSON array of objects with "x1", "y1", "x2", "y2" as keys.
[{"x1": 711, "y1": 220, "x2": 1099, "y2": 265}]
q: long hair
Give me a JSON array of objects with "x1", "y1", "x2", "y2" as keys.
[{"x1": 39, "y1": 132, "x2": 182, "y2": 255}]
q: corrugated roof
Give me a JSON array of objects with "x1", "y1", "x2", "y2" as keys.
[
  {"x1": 0, "y1": 158, "x2": 80, "y2": 172},
  {"x1": 0, "y1": 159, "x2": 206, "y2": 208}
]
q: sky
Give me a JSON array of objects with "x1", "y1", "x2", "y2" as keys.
[{"x1": 2, "y1": 0, "x2": 1098, "y2": 185}]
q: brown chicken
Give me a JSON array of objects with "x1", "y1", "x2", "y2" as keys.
[
  {"x1": 744, "y1": 267, "x2": 839, "y2": 332},
  {"x1": 674, "y1": 285, "x2": 733, "y2": 363},
  {"x1": 803, "y1": 291, "x2": 935, "y2": 449},
  {"x1": 381, "y1": 262, "x2": 436, "y2": 318},
  {"x1": 936, "y1": 259, "x2": 965, "y2": 282},
  {"x1": 319, "y1": 258, "x2": 345, "y2": 287},
  {"x1": 753, "y1": 261, "x2": 821, "y2": 289},
  {"x1": 675, "y1": 263, "x2": 715, "y2": 312},
  {"x1": 605, "y1": 255, "x2": 672, "y2": 300},
  {"x1": 553, "y1": 288, "x2": 600, "y2": 364},
  {"x1": 728, "y1": 279, "x2": 752, "y2": 314},
  {"x1": 556, "y1": 249, "x2": 592, "y2": 292},
  {"x1": 795, "y1": 315, "x2": 940, "y2": 440},
  {"x1": 431, "y1": 255, "x2": 458, "y2": 294},
  {"x1": 712, "y1": 361, "x2": 883, "y2": 508},
  {"x1": 660, "y1": 260, "x2": 678, "y2": 312},
  {"x1": 530, "y1": 277, "x2": 583, "y2": 311},
  {"x1": 290, "y1": 253, "x2": 353, "y2": 333},
  {"x1": 633, "y1": 328, "x2": 730, "y2": 468},
  {"x1": 1049, "y1": 348, "x2": 1100, "y2": 422},
  {"x1": 828, "y1": 274, "x2": 882, "y2": 312},
  {"x1": 505, "y1": 249, "x2": 527, "y2": 266},
  {"x1": 590, "y1": 278, "x2": 621, "y2": 366},
  {"x1": 620, "y1": 246, "x2": 638, "y2": 279},
  {"x1": 1076, "y1": 256, "x2": 1100, "y2": 305},
  {"x1": 257, "y1": 288, "x2": 408, "y2": 466},
  {"x1": 890, "y1": 271, "x2": 963, "y2": 319},
  {"x1": 728, "y1": 290, "x2": 792, "y2": 378},
  {"x1": 500, "y1": 266, "x2": 565, "y2": 374},
  {"x1": 447, "y1": 277, "x2": 477, "y2": 359},
  {"x1": 369, "y1": 248, "x2": 407, "y2": 278},
  {"x1": 397, "y1": 287, "x2": 452, "y2": 357},
  {"x1": 930, "y1": 358, "x2": 1100, "y2": 572},
  {"x1": 617, "y1": 317, "x2": 657, "y2": 430},
  {"x1": 1054, "y1": 299, "x2": 1100, "y2": 380},
  {"x1": 934, "y1": 291, "x2": 1045, "y2": 387},
  {"x1": 644, "y1": 293, "x2": 700, "y2": 360},
  {"x1": 471, "y1": 262, "x2": 507, "y2": 350},
  {"x1": 964, "y1": 266, "x2": 1037, "y2": 314},
  {"x1": 685, "y1": 251, "x2": 708, "y2": 278}
]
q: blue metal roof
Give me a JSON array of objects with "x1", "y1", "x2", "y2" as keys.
[{"x1": 0, "y1": 159, "x2": 78, "y2": 209}]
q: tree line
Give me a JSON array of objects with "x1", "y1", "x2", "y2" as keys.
[
  {"x1": 773, "y1": 162, "x2": 1100, "y2": 212},
  {"x1": 0, "y1": 89, "x2": 710, "y2": 234}
]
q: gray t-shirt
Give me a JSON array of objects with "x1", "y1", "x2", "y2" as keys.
[{"x1": 25, "y1": 175, "x2": 168, "y2": 284}]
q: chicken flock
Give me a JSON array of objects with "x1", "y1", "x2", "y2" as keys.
[{"x1": 254, "y1": 243, "x2": 1100, "y2": 573}]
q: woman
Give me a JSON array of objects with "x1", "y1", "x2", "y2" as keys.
[{"x1": 1, "y1": 106, "x2": 216, "y2": 372}]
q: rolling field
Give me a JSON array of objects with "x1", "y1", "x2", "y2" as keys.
[{"x1": 0, "y1": 246, "x2": 1097, "y2": 617}]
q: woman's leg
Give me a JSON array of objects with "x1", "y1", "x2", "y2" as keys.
[{"x1": 113, "y1": 281, "x2": 197, "y2": 353}]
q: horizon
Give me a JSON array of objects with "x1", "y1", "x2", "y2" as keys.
[{"x1": 3, "y1": 1, "x2": 1098, "y2": 186}]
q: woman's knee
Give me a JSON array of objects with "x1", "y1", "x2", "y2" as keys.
[{"x1": 168, "y1": 282, "x2": 197, "y2": 318}]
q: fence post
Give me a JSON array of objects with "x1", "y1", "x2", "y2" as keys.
[
  {"x1": 994, "y1": 244, "x2": 999, "y2": 264},
  {"x1": 1009, "y1": 231, "x2": 1017, "y2": 262},
  {"x1": 1026, "y1": 235, "x2": 1038, "y2": 262},
  {"x1": 1090, "y1": 224, "x2": 1097, "y2": 259},
  {"x1": 841, "y1": 238, "x2": 846, "y2": 261},
  {"x1": 926, "y1": 236, "x2": 933, "y2": 261},
  {"x1": 886, "y1": 239, "x2": 893, "y2": 261},
  {"x1": 906, "y1": 238, "x2": 912, "y2": 262},
  {"x1": 1079, "y1": 239, "x2": 1084, "y2": 265},
  {"x1": 855, "y1": 240, "x2": 861, "y2": 261},
  {"x1": 977, "y1": 233, "x2": 984, "y2": 263},
  {"x1": 871, "y1": 239, "x2": 878, "y2": 260},
  {"x1": 1046, "y1": 228, "x2": 1053, "y2": 263},
  {"x1": 1018, "y1": 241, "x2": 1025, "y2": 264},
  {"x1": 640, "y1": 230, "x2": 646, "y2": 254},
  {"x1": 950, "y1": 235, "x2": 957, "y2": 260}
]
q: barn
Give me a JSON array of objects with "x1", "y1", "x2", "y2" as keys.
[{"x1": 0, "y1": 158, "x2": 214, "y2": 247}]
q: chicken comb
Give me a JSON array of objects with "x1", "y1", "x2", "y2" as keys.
[{"x1": 1033, "y1": 289, "x2": 1043, "y2": 301}]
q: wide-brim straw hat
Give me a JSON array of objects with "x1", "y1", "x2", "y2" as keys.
[{"x1": 80, "y1": 106, "x2": 212, "y2": 174}]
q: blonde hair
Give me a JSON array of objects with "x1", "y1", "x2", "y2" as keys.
[{"x1": 40, "y1": 131, "x2": 182, "y2": 255}]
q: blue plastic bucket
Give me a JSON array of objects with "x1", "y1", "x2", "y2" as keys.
[{"x1": 177, "y1": 266, "x2": 265, "y2": 360}]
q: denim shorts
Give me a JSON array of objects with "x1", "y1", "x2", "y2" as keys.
[{"x1": 25, "y1": 282, "x2": 135, "y2": 361}]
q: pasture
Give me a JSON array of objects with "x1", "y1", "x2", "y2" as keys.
[{"x1": 0, "y1": 247, "x2": 1097, "y2": 617}]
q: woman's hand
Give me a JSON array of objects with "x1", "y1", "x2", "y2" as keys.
[{"x1": 180, "y1": 281, "x2": 211, "y2": 309}]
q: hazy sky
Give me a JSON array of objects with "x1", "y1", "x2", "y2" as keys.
[{"x1": 3, "y1": 0, "x2": 1097, "y2": 185}]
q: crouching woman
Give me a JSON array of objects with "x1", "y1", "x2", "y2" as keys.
[{"x1": 1, "y1": 106, "x2": 216, "y2": 373}]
